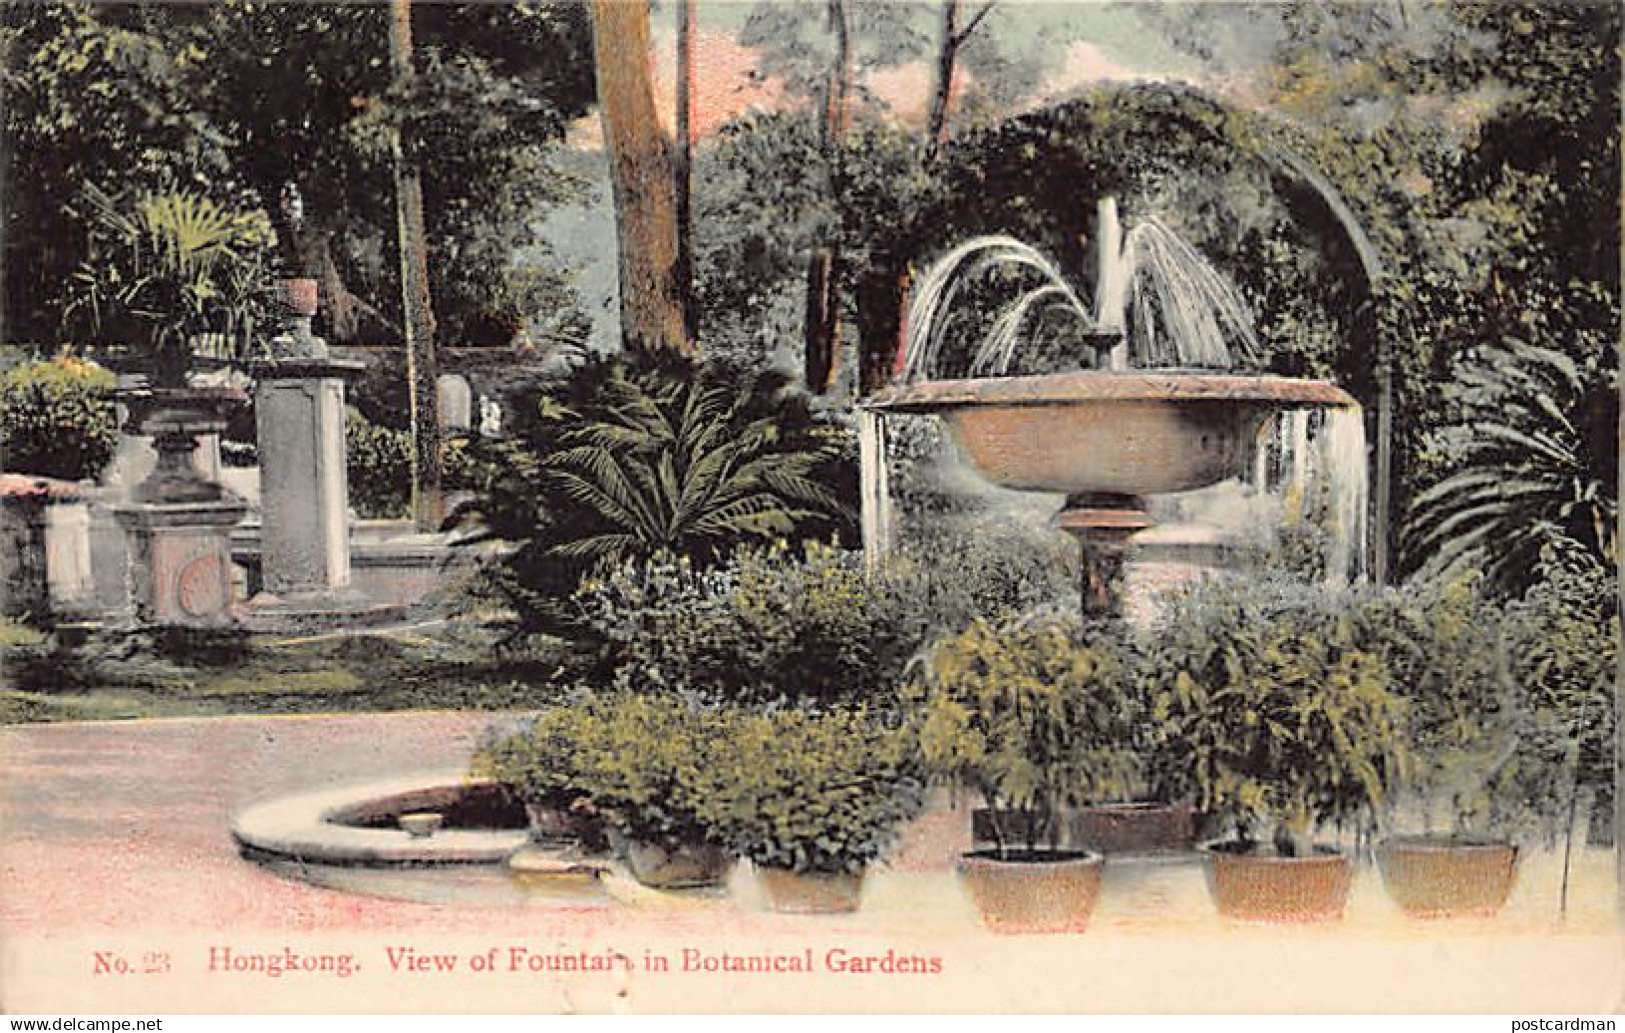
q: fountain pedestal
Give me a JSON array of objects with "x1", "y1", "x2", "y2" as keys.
[
  {"x1": 112, "y1": 390, "x2": 248, "y2": 626},
  {"x1": 1056, "y1": 493, "x2": 1152, "y2": 618}
]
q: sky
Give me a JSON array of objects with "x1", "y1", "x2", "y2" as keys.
[{"x1": 568, "y1": 1, "x2": 1204, "y2": 145}]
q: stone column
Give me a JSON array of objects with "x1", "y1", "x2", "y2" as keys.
[{"x1": 250, "y1": 358, "x2": 365, "y2": 602}]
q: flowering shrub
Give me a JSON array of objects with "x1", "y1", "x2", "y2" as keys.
[{"x1": 0, "y1": 355, "x2": 118, "y2": 480}]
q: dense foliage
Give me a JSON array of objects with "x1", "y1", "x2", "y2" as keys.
[
  {"x1": 1154, "y1": 577, "x2": 1411, "y2": 855},
  {"x1": 571, "y1": 527, "x2": 1074, "y2": 706},
  {"x1": 452, "y1": 353, "x2": 855, "y2": 638},
  {"x1": 0, "y1": 355, "x2": 119, "y2": 480},
  {"x1": 909, "y1": 616, "x2": 1144, "y2": 855},
  {"x1": 3, "y1": 2, "x2": 594, "y2": 349},
  {"x1": 709, "y1": 705, "x2": 926, "y2": 875}
]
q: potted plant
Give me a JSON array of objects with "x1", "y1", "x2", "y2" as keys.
[
  {"x1": 1161, "y1": 577, "x2": 1410, "y2": 922},
  {"x1": 1366, "y1": 578, "x2": 1524, "y2": 918},
  {"x1": 711, "y1": 705, "x2": 927, "y2": 914},
  {"x1": 478, "y1": 692, "x2": 735, "y2": 890},
  {"x1": 65, "y1": 184, "x2": 277, "y2": 502},
  {"x1": 1067, "y1": 623, "x2": 1199, "y2": 855},
  {"x1": 909, "y1": 616, "x2": 1140, "y2": 933},
  {"x1": 472, "y1": 715, "x2": 609, "y2": 853}
]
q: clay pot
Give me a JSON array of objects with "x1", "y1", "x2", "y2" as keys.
[
  {"x1": 1376, "y1": 835, "x2": 1519, "y2": 918},
  {"x1": 1072, "y1": 802, "x2": 1197, "y2": 855},
  {"x1": 280, "y1": 278, "x2": 319, "y2": 317},
  {"x1": 956, "y1": 850, "x2": 1106, "y2": 934},
  {"x1": 1203, "y1": 842, "x2": 1352, "y2": 923},
  {"x1": 617, "y1": 834, "x2": 734, "y2": 890},
  {"x1": 757, "y1": 867, "x2": 866, "y2": 914}
]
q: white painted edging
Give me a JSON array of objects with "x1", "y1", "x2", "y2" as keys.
[{"x1": 230, "y1": 771, "x2": 530, "y2": 865}]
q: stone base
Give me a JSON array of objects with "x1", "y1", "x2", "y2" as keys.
[
  {"x1": 231, "y1": 520, "x2": 496, "y2": 615},
  {"x1": 113, "y1": 498, "x2": 248, "y2": 626},
  {"x1": 238, "y1": 588, "x2": 410, "y2": 635}
]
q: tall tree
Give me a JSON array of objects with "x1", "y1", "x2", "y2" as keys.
[
  {"x1": 802, "y1": 0, "x2": 852, "y2": 394},
  {"x1": 925, "y1": 0, "x2": 997, "y2": 157},
  {"x1": 2, "y1": 3, "x2": 594, "y2": 352},
  {"x1": 674, "y1": 0, "x2": 698, "y2": 343},
  {"x1": 388, "y1": 0, "x2": 443, "y2": 529},
  {"x1": 590, "y1": 0, "x2": 690, "y2": 356}
]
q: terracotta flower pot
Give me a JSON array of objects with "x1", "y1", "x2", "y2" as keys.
[
  {"x1": 1376, "y1": 835, "x2": 1519, "y2": 918},
  {"x1": 617, "y1": 834, "x2": 733, "y2": 890},
  {"x1": 1203, "y1": 842, "x2": 1353, "y2": 923},
  {"x1": 956, "y1": 849, "x2": 1105, "y2": 934},
  {"x1": 757, "y1": 867, "x2": 866, "y2": 914},
  {"x1": 1072, "y1": 802, "x2": 1197, "y2": 855},
  {"x1": 280, "y1": 278, "x2": 319, "y2": 317}
]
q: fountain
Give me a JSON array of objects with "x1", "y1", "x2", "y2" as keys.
[{"x1": 861, "y1": 198, "x2": 1362, "y2": 615}]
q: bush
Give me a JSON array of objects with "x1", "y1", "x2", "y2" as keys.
[
  {"x1": 475, "y1": 691, "x2": 739, "y2": 850},
  {"x1": 1154, "y1": 575, "x2": 1411, "y2": 855},
  {"x1": 571, "y1": 525, "x2": 1076, "y2": 707},
  {"x1": 345, "y1": 409, "x2": 413, "y2": 519},
  {"x1": 1498, "y1": 548, "x2": 1618, "y2": 840},
  {"x1": 345, "y1": 408, "x2": 477, "y2": 520},
  {"x1": 908, "y1": 615, "x2": 1143, "y2": 853},
  {"x1": 476, "y1": 693, "x2": 926, "y2": 875},
  {"x1": 450, "y1": 351, "x2": 854, "y2": 638},
  {"x1": 712, "y1": 706, "x2": 926, "y2": 875},
  {"x1": 0, "y1": 355, "x2": 119, "y2": 480}
]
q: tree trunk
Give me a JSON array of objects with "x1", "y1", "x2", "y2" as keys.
[
  {"x1": 389, "y1": 0, "x2": 444, "y2": 530},
  {"x1": 856, "y1": 255, "x2": 910, "y2": 396},
  {"x1": 802, "y1": 0, "x2": 852, "y2": 394},
  {"x1": 590, "y1": 0, "x2": 690, "y2": 357},
  {"x1": 925, "y1": 0, "x2": 961, "y2": 157},
  {"x1": 675, "y1": 0, "x2": 698, "y2": 344}
]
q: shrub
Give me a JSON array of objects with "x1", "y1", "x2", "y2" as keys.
[
  {"x1": 345, "y1": 409, "x2": 412, "y2": 519},
  {"x1": 1498, "y1": 548, "x2": 1618, "y2": 841},
  {"x1": 908, "y1": 615, "x2": 1143, "y2": 854},
  {"x1": 475, "y1": 691, "x2": 740, "y2": 850},
  {"x1": 345, "y1": 408, "x2": 477, "y2": 520},
  {"x1": 451, "y1": 351, "x2": 854, "y2": 638},
  {"x1": 1336, "y1": 575, "x2": 1527, "y2": 837},
  {"x1": 571, "y1": 526, "x2": 1076, "y2": 707},
  {"x1": 0, "y1": 356, "x2": 119, "y2": 480},
  {"x1": 1155, "y1": 576, "x2": 1410, "y2": 855},
  {"x1": 712, "y1": 706, "x2": 927, "y2": 875}
]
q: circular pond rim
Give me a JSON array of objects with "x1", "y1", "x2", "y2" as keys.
[{"x1": 231, "y1": 771, "x2": 530, "y2": 868}]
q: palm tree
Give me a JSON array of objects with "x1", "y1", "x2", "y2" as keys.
[
  {"x1": 66, "y1": 184, "x2": 276, "y2": 388},
  {"x1": 1405, "y1": 336, "x2": 1617, "y2": 593}
]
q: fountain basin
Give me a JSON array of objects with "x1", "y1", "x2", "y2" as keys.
[{"x1": 865, "y1": 371, "x2": 1355, "y2": 496}]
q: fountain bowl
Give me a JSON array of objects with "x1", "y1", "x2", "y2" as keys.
[{"x1": 864, "y1": 371, "x2": 1355, "y2": 497}]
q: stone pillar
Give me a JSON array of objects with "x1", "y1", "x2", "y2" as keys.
[
  {"x1": 251, "y1": 358, "x2": 365, "y2": 601},
  {"x1": 114, "y1": 500, "x2": 246, "y2": 625}
]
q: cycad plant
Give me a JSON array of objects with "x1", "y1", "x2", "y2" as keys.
[
  {"x1": 1406, "y1": 336, "x2": 1617, "y2": 594},
  {"x1": 65, "y1": 183, "x2": 278, "y2": 388},
  {"x1": 546, "y1": 366, "x2": 843, "y2": 564},
  {"x1": 452, "y1": 354, "x2": 853, "y2": 638}
]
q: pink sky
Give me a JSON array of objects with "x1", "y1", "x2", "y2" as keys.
[{"x1": 568, "y1": 26, "x2": 1157, "y2": 147}]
